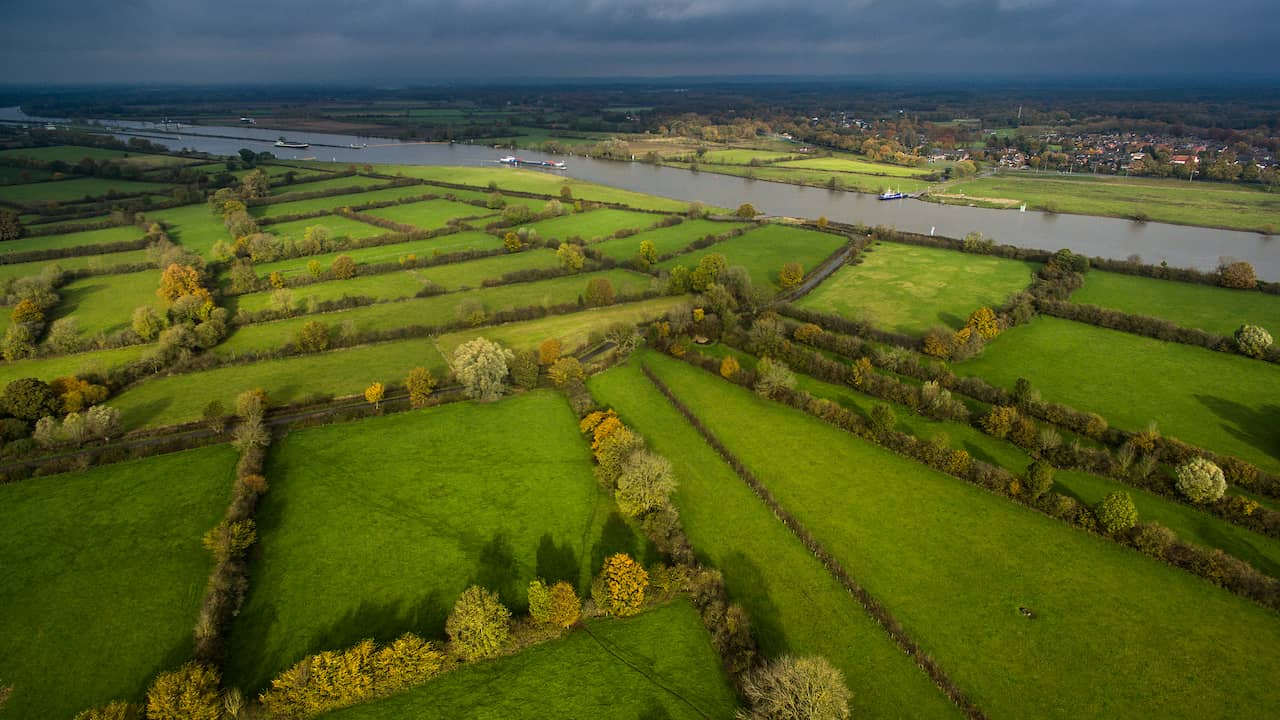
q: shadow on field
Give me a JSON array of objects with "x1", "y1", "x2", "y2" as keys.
[
  {"x1": 312, "y1": 592, "x2": 450, "y2": 657},
  {"x1": 1194, "y1": 395, "x2": 1280, "y2": 463},
  {"x1": 474, "y1": 533, "x2": 522, "y2": 611},
  {"x1": 537, "y1": 533, "x2": 580, "y2": 587},
  {"x1": 719, "y1": 551, "x2": 788, "y2": 656},
  {"x1": 590, "y1": 511, "x2": 658, "y2": 574},
  {"x1": 638, "y1": 700, "x2": 675, "y2": 720},
  {"x1": 123, "y1": 396, "x2": 173, "y2": 428}
]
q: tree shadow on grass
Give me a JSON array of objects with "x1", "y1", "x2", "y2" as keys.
[
  {"x1": 719, "y1": 551, "x2": 789, "y2": 657},
  {"x1": 937, "y1": 310, "x2": 965, "y2": 330},
  {"x1": 1193, "y1": 395, "x2": 1280, "y2": 465},
  {"x1": 473, "y1": 532, "x2": 524, "y2": 612},
  {"x1": 960, "y1": 438, "x2": 1006, "y2": 469},
  {"x1": 590, "y1": 511, "x2": 659, "y2": 574},
  {"x1": 122, "y1": 396, "x2": 173, "y2": 428},
  {"x1": 536, "y1": 533, "x2": 580, "y2": 588}
]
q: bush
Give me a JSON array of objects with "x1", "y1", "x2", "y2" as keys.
[
  {"x1": 510, "y1": 350, "x2": 539, "y2": 390},
  {"x1": 753, "y1": 357, "x2": 796, "y2": 399},
  {"x1": 1234, "y1": 324, "x2": 1273, "y2": 358},
  {"x1": 330, "y1": 254, "x2": 356, "y2": 279},
  {"x1": 1026, "y1": 460, "x2": 1055, "y2": 500},
  {"x1": 296, "y1": 320, "x2": 330, "y2": 353},
  {"x1": 527, "y1": 579, "x2": 552, "y2": 624},
  {"x1": 405, "y1": 366, "x2": 437, "y2": 408},
  {"x1": 1130, "y1": 522, "x2": 1177, "y2": 558},
  {"x1": 965, "y1": 306, "x2": 1000, "y2": 340},
  {"x1": 740, "y1": 655, "x2": 850, "y2": 720},
  {"x1": 548, "y1": 581, "x2": 581, "y2": 627},
  {"x1": 445, "y1": 585, "x2": 511, "y2": 661},
  {"x1": 1174, "y1": 457, "x2": 1228, "y2": 503},
  {"x1": 73, "y1": 701, "x2": 139, "y2": 720},
  {"x1": 980, "y1": 405, "x2": 1019, "y2": 438},
  {"x1": 719, "y1": 355, "x2": 741, "y2": 379},
  {"x1": 615, "y1": 450, "x2": 677, "y2": 517},
  {"x1": 595, "y1": 553, "x2": 648, "y2": 617},
  {"x1": 584, "y1": 277, "x2": 616, "y2": 307},
  {"x1": 778, "y1": 262, "x2": 804, "y2": 290},
  {"x1": 454, "y1": 338, "x2": 512, "y2": 401},
  {"x1": 2, "y1": 377, "x2": 61, "y2": 421},
  {"x1": 548, "y1": 356, "x2": 584, "y2": 387},
  {"x1": 1218, "y1": 260, "x2": 1257, "y2": 289},
  {"x1": 145, "y1": 662, "x2": 221, "y2": 720},
  {"x1": 1094, "y1": 491, "x2": 1138, "y2": 534}
]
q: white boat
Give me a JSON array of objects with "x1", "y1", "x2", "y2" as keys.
[
  {"x1": 274, "y1": 138, "x2": 310, "y2": 149},
  {"x1": 878, "y1": 188, "x2": 907, "y2": 200}
]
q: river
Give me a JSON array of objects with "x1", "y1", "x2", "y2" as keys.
[{"x1": 3, "y1": 106, "x2": 1277, "y2": 279}]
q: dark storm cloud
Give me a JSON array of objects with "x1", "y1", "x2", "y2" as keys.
[{"x1": 1, "y1": 0, "x2": 1277, "y2": 83}]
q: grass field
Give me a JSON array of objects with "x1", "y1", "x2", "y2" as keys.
[
  {"x1": 236, "y1": 230, "x2": 504, "y2": 281},
  {"x1": 592, "y1": 219, "x2": 747, "y2": 261},
  {"x1": 656, "y1": 223, "x2": 848, "y2": 292},
  {"x1": 362, "y1": 198, "x2": 495, "y2": 229},
  {"x1": 942, "y1": 172, "x2": 1280, "y2": 233},
  {"x1": 0, "y1": 223, "x2": 145, "y2": 256},
  {"x1": 0, "y1": 145, "x2": 195, "y2": 167},
  {"x1": 0, "y1": 248, "x2": 149, "y2": 282},
  {"x1": 775, "y1": 156, "x2": 934, "y2": 178},
  {"x1": 434, "y1": 297, "x2": 686, "y2": 358},
  {"x1": 695, "y1": 343, "x2": 1280, "y2": 577},
  {"x1": 667, "y1": 161, "x2": 934, "y2": 195},
  {"x1": 519, "y1": 208, "x2": 660, "y2": 241},
  {"x1": 52, "y1": 269, "x2": 166, "y2": 336},
  {"x1": 323, "y1": 600, "x2": 738, "y2": 720},
  {"x1": 0, "y1": 445, "x2": 237, "y2": 720},
  {"x1": 0, "y1": 166, "x2": 52, "y2": 184},
  {"x1": 379, "y1": 166, "x2": 695, "y2": 213},
  {"x1": 798, "y1": 242, "x2": 1039, "y2": 334},
  {"x1": 694, "y1": 149, "x2": 798, "y2": 165},
  {"x1": 263, "y1": 214, "x2": 387, "y2": 243},
  {"x1": 0, "y1": 177, "x2": 174, "y2": 206},
  {"x1": 268, "y1": 175, "x2": 390, "y2": 196},
  {"x1": 251, "y1": 185, "x2": 433, "y2": 219},
  {"x1": 228, "y1": 250, "x2": 562, "y2": 313},
  {"x1": 959, "y1": 316, "x2": 1280, "y2": 473},
  {"x1": 218, "y1": 270, "x2": 657, "y2": 356},
  {"x1": 110, "y1": 337, "x2": 450, "y2": 429},
  {"x1": 646, "y1": 353, "x2": 1280, "y2": 719},
  {"x1": 1070, "y1": 271, "x2": 1280, "y2": 336},
  {"x1": 590, "y1": 357, "x2": 961, "y2": 719},
  {"x1": 224, "y1": 391, "x2": 651, "y2": 691},
  {"x1": 146, "y1": 204, "x2": 234, "y2": 258},
  {"x1": 0, "y1": 343, "x2": 149, "y2": 387}
]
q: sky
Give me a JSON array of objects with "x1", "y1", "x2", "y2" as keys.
[{"x1": 2, "y1": 0, "x2": 1278, "y2": 84}]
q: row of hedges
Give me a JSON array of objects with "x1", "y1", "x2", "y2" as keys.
[
  {"x1": 663, "y1": 346, "x2": 1280, "y2": 612},
  {"x1": 0, "y1": 234, "x2": 149, "y2": 266},
  {"x1": 640, "y1": 362, "x2": 987, "y2": 718},
  {"x1": 244, "y1": 176, "x2": 421, "y2": 208}
]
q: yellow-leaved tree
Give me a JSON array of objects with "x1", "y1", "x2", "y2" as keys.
[
  {"x1": 364, "y1": 382, "x2": 385, "y2": 410},
  {"x1": 145, "y1": 663, "x2": 221, "y2": 720},
  {"x1": 595, "y1": 553, "x2": 648, "y2": 617}
]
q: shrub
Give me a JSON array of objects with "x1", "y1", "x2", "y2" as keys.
[
  {"x1": 1218, "y1": 260, "x2": 1257, "y2": 289},
  {"x1": 10, "y1": 298, "x2": 44, "y2": 325},
  {"x1": 145, "y1": 662, "x2": 221, "y2": 720},
  {"x1": 965, "y1": 306, "x2": 1000, "y2": 340},
  {"x1": 980, "y1": 405, "x2": 1019, "y2": 438},
  {"x1": 1130, "y1": 522, "x2": 1177, "y2": 558},
  {"x1": 1174, "y1": 457, "x2": 1227, "y2": 503},
  {"x1": 1094, "y1": 491, "x2": 1138, "y2": 534},
  {"x1": 720, "y1": 355, "x2": 741, "y2": 379},
  {"x1": 753, "y1": 357, "x2": 796, "y2": 399},
  {"x1": 1234, "y1": 324, "x2": 1272, "y2": 358},
  {"x1": 502, "y1": 231, "x2": 522, "y2": 252},
  {"x1": 330, "y1": 254, "x2": 356, "y2": 279},
  {"x1": 922, "y1": 326, "x2": 954, "y2": 358},
  {"x1": 556, "y1": 243, "x2": 585, "y2": 272},
  {"x1": 584, "y1": 277, "x2": 616, "y2": 307},
  {"x1": 510, "y1": 350, "x2": 539, "y2": 390},
  {"x1": 793, "y1": 323, "x2": 823, "y2": 343},
  {"x1": 1026, "y1": 460, "x2": 1055, "y2": 500},
  {"x1": 869, "y1": 403, "x2": 896, "y2": 434},
  {"x1": 740, "y1": 655, "x2": 850, "y2": 720},
  {"x1": 548, "y1": 356, "x2": 584, "y2": 387},
  {"x1": 615, "y1": 450, "x2": 677, "y2": 517},
  {"x1": 735, "y1": 203, "x2": 758, "y2": 218},
  {"x1": 405, "y1": 367, "x2": 437, "y2": 408},
  {"x1": 548, "y1": 581, "x2": 581, "y2": 628},
  {"x1": 527, "y1": 579, "x2": 552, "y2": 624},
  {"x1": 296, "y1": 320, "x2": 330, "y2": 353},
  {"x1": 596, "y1": 553, "x2": 648, "y2": 617},
  {"x1": 201, "y1": 519, "x2": 256, "y2": 562},
  {"x1": 73, "y1": 701, "x2": 139, "y2": 720},
  {"x1": 364, "y1": 381, "x2": 385, "y2": 408},
  {"x1": 2, "y1": 378, "x2": 61, "y2": 421},
  {"x1": 445, "y1": 585, "x2": 511, "y2": 661},
  {"x1": 593, "y1": 426, "x2": 645, "y2": 485},
  {"x1": 778, "y1": 262, "x2": 804, "y2": 290},
  {"x1": 131, "y1": 305, "x2": 167, "y2": 341},
  {"x1": 539, "y1": 338, "x2": 562, "y2": 365},
  {"x1": 454, "y1": 338, "x2": 512, "y2": 401}
]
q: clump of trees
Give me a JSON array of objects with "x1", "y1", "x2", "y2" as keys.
[
  {"x1": 739, "y1": 655, "x2": 851, "y2": 720},
  {"x1": 453, "y1": 338, "x2": 512, "y2": 401},
  {"x1": 144, "y1": 662, "x2": 222, "y2": 720},
  {"x1": 446, "y1": 585, "x2": 512, "y2": 661},
  {"x1": 1218, "y1": 260, "x2": 1257, "y2": 289},
  {"x1": 592, "y1": 553, "x2": 649, "y2": 617}
]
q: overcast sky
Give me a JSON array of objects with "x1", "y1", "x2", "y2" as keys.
[{"x1": 2, "y1": 0, "x2": 1277, "y2": 84}]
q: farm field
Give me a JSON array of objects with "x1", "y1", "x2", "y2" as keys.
[
  {"x1": 0, "y1": 145, "x2": 195, "y2": 167},
  {"x1": 228, "y1": 249, "x2": 563, "y2": 314},
  {"x1": 590, "y1": 357, "x2": 961, "y2": 719},
  {"x1": 0, "y1": 177, "x2": 173, "y2": 205},
  {"x1": 695, "y1": 343, "x2": 1280, "y2": 576},
  {"x1": 323, "y1": 600, "x2": 738, "y2": 720},
  {"x1": 361, "y1": 198, "x2": 495, "y2": 229},
  {"x1": 0, "y1": 247, "x2": 149, "y2": 282},
  {"x1": 379, "y1": 165, "x2": 696, "y2": 212},
  {"x1": 958, "y1": 316, "x2": 1280, "y2": 473},
  {"x1": 941, "y1": 172, "x2": 1280, "y2": 233},
  {"x1": 109, "y1": 337, "x2": 450, "y2": 429},
  {"x1": 666, "y1": 161, "x2": 934, "y2": 195},
  {"x1": 0, "y1": 165, "x2": 51, "y2": 183},
  {"x1": 692, "y1": 149, "x2": 798, "y2": 164},
  {"x1": 656, "y1": 223, "x2": 848, "y2": 292},
  {"x1": 0, "y1": 343, "x2": 149, "y2": 386},
  {"x1": 217, "y1": 269, "x2": 656, "y2": 355},
  {"x1": 592, "y1": 219, "x2": 747, "y2": 261},
  {"x1": 268, "y1": 175, "x2": 389, "y2": 196},
  {"x1": 774, "y1": 156, "x2": 935, "y2": 177},
  {"x1": 0, "y1": 223, "x2": 144, "y2": 255},
  {"x1": 263, "y1": 214, "x2": 386, "y2": 243},
  {"x1": 1070, "y1": 270, "x2": 1280, "y2": 336},
  {"x1": 250, "y1": 185, "x2": 432, "y2": 218},
  {"x1": 146, "y1": 204, "x2": 234, "y2": 257},
  {"x1": 0, "y1": 446, "x2": 237, "y2": 720},
  {"x1": 233, "y1": 230, "x2": 504, "y2": 281},
  {"x1": 644, "y1": 352, "x2": 1280, "y2": 719},
  {"x1": 519, "y1": 208, "x2": 659, "y2": 241},
  {"x1": 224, "y1": 391, "x2": 650, "y2": 690},
  {"x1": 52, "y1": 268, "x2": 166, "y2": 336},
  {"x1": 434, "y1": 296, "x2": 686, "y2": 357},
  {"x1": 797, "y1": 241, "x2": 1039, "y2": 334}
]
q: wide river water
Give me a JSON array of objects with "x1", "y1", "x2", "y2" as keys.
[{"x1": 4, "y1": 106, "x2": 1277, "y2": 279}]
